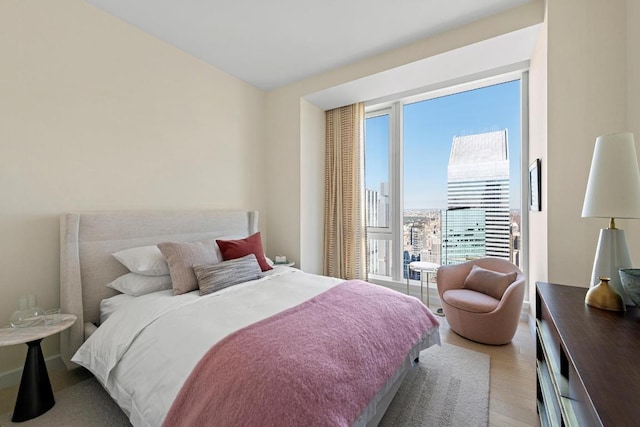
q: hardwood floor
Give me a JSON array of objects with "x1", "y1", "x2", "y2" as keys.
[{"x1": 1, "y1": 316, "x2": 539, "y2": 426}]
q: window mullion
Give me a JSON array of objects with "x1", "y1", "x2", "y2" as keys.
[{"x1": 390, "y1": 102, "x2": 403, "y2": 282}]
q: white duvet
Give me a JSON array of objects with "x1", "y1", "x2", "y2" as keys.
[{"x1": 73, "y1": 267, "x2": 343, "y2": 427}]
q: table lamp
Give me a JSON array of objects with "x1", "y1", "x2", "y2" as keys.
[{"x1": 582, "y1": 132, "x2": 640, "y2": 307}]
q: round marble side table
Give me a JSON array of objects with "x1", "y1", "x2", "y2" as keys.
[{"x1": 0, "y1": 314, "x2": 76, "y2": 422}]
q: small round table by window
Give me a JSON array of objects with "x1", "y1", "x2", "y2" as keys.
[
  {"x1": 0, "y1": 314, "x2": 76, "y2": 422},
  {"x1": 273, "y1": 262, "x2": 295, "y2": 267},
  {"x1": 406, "y1": 261, "x2": 439, "y2": 306}
]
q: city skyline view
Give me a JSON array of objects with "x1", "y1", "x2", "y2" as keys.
[
  {"x1": 365, "y1": 79, "x2": 521, "y2": 210},
  {"x1": 364, "y1": 79, "x2": 522, "y2": 276}
]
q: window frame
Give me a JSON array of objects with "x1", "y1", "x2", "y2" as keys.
[
  {"x1": 363, "y1": 70, "x2": 530, "y2": 298},
  {"x1": 365, "y1": 103, "x2": 404, "y2": 281}
]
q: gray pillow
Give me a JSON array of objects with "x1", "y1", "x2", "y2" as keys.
[{"x1": 194, "y1": 254, "x2": 263, "y2": 296}]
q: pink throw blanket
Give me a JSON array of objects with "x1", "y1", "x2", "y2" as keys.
[{"x1": 163, "y1": 280, "x2": 439, "y2": 427}]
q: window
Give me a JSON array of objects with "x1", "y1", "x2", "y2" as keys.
[
  {"x1": 364, "y1": 75, "x2": 526, "y2": 287},
  {"x1": 364, "y1": 109, "x2": 392, "y2": 277}
]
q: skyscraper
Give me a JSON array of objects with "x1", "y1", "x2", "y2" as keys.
[
  {"x1": 441, "y1": 207, "x2": 486, "y2": 265},
  {"x1": 447, "y1": 130, "x2": 510, "y2": 260},
  {"x1": 365, "y1": 183, "x2": 391, "y2": 276}
]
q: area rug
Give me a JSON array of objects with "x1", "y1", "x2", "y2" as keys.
[
  {"x1": 380, "y1": 343, "x2": 490, "y2": 427},
  {"x1": 0, "y1": 344, "x2": 489, "y2": 427},
  {"x1": 0, "y1": 378, "x2": 130, "y2": 427}
]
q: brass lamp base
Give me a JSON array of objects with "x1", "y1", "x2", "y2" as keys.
[{"x1": 585, "y1": 277, "x2": 626, "y2": 311}]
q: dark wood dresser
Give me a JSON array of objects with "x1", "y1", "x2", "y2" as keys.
[{"x1": 536, "y1": 282, "x2": 640, "y2": 427}]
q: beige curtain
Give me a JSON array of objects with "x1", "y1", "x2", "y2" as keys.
[{"x1": 323, "y1": 102, "x2": 368, "y2": 280}]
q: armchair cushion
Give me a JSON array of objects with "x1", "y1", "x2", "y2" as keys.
[
  {"x1": 443, "y1": 289, "x2": 499, "y2": 313},
  {"x1": 463, "y1": 264, "x2": 517, "y2": 300}
]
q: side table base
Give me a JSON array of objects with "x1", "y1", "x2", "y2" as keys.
[{"x1": 12, "y1": 339, "x2": 55, "y2": 422}]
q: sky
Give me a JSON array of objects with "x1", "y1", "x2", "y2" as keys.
[{"x1": 365, "y1": 79, "x2": 521, "y2": 210}]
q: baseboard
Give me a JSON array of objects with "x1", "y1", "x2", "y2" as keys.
[
  {"x1": 528, "y1": 312, "x2": 536, "y2": 337},
  {"x1": 0, "y1": 355, "x2": 64, "y2": 389},
  {"x1": 520, "y1": 300, "x2": 531, "y2": 322}
]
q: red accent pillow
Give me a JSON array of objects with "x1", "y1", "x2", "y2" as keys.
[{"x1": 216, "y1": 232, "x2": 272, "y2": 272}]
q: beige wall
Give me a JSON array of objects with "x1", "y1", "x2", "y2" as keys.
[
  {"x1": 527, "y1": 0, "x2": 639, "y2": 317},
  {"x1": 629, "y1": 0, "x2": 640, "y2": 266},
  {"x1": 299, "y1": 99, "x2": 326, "y2": 274},
  {"x1": 527, "y1": 2, "x2": 548, "y2": 304},
  {"x1": 265, "y1": 84, "x2": 302, "y2": 269},
  {"x1": 545, "y1": 0, "x2": 631, "y2": 288},
  {"x1": 629, "y1": 0, "x2": 640, "y2": 203},
  {"x1": 0, "y1": 0, "x2": 267, "y2": 374}
]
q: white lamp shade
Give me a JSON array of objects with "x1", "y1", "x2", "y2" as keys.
[{"x1": 582, "y1": 132, "x2": 640, "y2": 219}]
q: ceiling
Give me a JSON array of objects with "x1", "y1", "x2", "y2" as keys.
[{"x1": 84, "y1": 0, "x2": 533, "y2": 91}]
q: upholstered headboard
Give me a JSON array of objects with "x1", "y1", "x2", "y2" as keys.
[{"x1": 59, "y1": 210, "x2": 259, "y2": 369}]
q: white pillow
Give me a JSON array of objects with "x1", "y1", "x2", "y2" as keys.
[
  {"x1": 99, "y1": 293, "x2": 136, "y2": 324},
  {"x1": 107, "y1": 273, "x2": 172, "y2": 297},
  {"x1": 112, "y1": 245, "x2": 170, "y2": 276}
]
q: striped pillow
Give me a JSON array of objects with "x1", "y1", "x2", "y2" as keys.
[{"x1": 194, "y1": 254, "x2": 263, "y2": 296}]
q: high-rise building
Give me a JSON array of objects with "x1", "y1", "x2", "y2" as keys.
[
  {"x1": 365, "y1": 188, "x2": 380, "y2": 228},
  {"x1": 365, "y1": 183, "x2": 390, "y2": 228},
  {"x1": 366, "y1": 183, "x2": 391, "y2": 276},
  {"x1": 441, "y1": 207, "x2": 486, "y2": 265},
  {"x1": 409, "y1": 222, "x2": 425, "y2": 257},
  {"x1": 365, "y1": 188, "x2": 380, "y2": 275},
  {"x1": 510, "y1": 221, "x2": 521, "y2": 267},
  {"x1": 447, "y1": 130, "x2": 510, "y2": 260}
]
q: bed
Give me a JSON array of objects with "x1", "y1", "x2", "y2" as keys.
[{"x1": 59, "y1": 210, "x2": 440, "y2": 426}]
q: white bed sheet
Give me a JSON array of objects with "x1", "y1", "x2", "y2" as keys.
[
  {"x1": 99, "y1": 293, "x2": 137, "y2": 325},
  {"x1": 73, "y1": 267, "x2": 345, "y2": 427}
]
